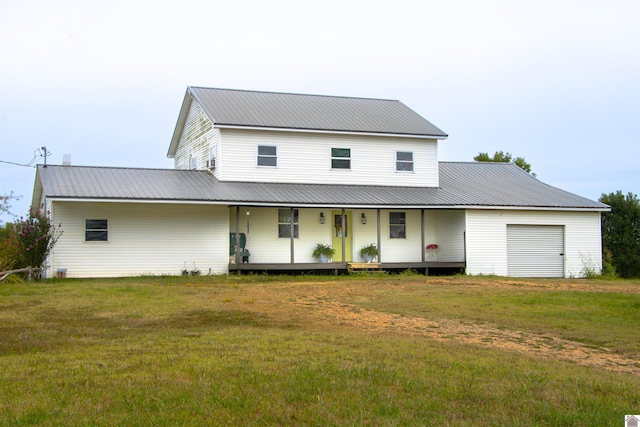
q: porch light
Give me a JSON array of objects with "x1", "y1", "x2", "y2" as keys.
[
  {"x1": 319, "y1": 212, "x2": 326, "y2": 224},
  {"x1": 361, "y1": 213, "x2": 367, "y2": 224}
]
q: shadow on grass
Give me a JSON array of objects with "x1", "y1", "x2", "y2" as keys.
[{"x1": 1, "y1": 308, "x2": 286, "y2": 355}]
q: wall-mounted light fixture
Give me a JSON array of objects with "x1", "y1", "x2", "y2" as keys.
[
  {"x1": 319, "y1": 212, "x2": 326, "y2": 224},
  {"x1": 361, "y1": 213, "x2": 367, "y2": 224},
  {"x1": 246, "y1": 210, "x2": 251, "y2": 233}
]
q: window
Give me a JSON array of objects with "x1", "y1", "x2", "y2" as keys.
[
  {"x1": 389, "y1": 212, "x2": 406, "y2": 238},
  {"x1": 278, "y1": 209, "x2": 299, "y2": 238},
  {"x1": 207, "y1": 146, "x2": 216, "y2": 169},
  {"x1": 85, "y1": 219, "x2": 108, "y2": 242},
  {"x1": 396, "y1": 151, "x2": 414, "y2": 172},
  {"x1": 331, "y1": 148, "x2": 351, "y2": 169},
  {"x1": 190, "y1": 155, "x2": 198, "y2": 170},
  {"x1": 257, "y1": 145, "x2": 277, "y2": 167}
]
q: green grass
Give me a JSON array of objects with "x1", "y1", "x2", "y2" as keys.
[
  {"x1": 352, "y1": 282, "x2": 640, "y2": 354},
  {"x1": 1, "y1": 275, "x2": 639, "y2": 426}
]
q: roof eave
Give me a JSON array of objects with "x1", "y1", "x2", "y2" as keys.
[
  {"x1": 42, "y1": 196, "x2": 608, "y2": 211},
  {"x1": 167, "y1": 89, "x2": 194, "y2": 158},
  {"x1": 215, "y1": 124, "x2": 448, "y2": 140}
]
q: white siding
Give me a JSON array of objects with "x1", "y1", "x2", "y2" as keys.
[
  {"x1": 49, "y1": 201, "x2": 229, "y2": 278},
  {"x1": 219, "y1": 128, "x2": 439, "y2": 187},
  {"x1": 429, "y1": 210, "x2": 466, "y2": 262},
  {"x1": 174, "y1": 101, "x2": 222, "y2": 178},
  {"x1": 379, "y1": 210, "x2": 423, "y2": 262},
  {"x1": 465, "y1": 210, "x2": 602, "y2": 278}
]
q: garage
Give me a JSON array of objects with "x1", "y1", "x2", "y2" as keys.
[{"x1": 507, "y1": 225, "x2": 565, "y2": 277}]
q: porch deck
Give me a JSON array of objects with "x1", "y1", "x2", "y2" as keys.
[{"x1": 229, "y1": 261, "x2": 465, "y2": 275}]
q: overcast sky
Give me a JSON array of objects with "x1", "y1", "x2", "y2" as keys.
[{"x1": 1, "y1": 0, "x2": 638, "y2": 223}]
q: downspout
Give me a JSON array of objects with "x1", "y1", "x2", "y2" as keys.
[
  {"x1": 421, "y1": 209, "x2": 426, "y2": 263},
  {"x1": 290, "y1": 207, "x2": 295, "y2": 264},
  {"x1": 341, "y1": 208, "x2": 346, "y2": 263},
  {"x1": 377, "y1": 209, "x2": 381, "y2": 263}
]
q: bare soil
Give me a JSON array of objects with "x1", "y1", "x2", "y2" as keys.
[{"x1": 239, "y1": 278, "x2": 640, "y2": 376}]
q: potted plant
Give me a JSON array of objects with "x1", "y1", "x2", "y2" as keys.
[
  {"x1": 359, "y1": 243, "x2": 378, "y2": 263},
  {"x1": 312, "y1": 243, "x2": 335, "y2": 263}
]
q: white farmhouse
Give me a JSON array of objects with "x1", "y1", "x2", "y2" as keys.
[{"x1": 31, "y1": 87, "x2": 609, "y2": 278}]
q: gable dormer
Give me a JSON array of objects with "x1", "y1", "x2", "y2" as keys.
[{"x1": 168, "y1": 87, "x2": 448, "y2": 187}]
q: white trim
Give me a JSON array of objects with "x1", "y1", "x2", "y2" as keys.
[
  {"x1": 215, "y1": 124, "x2": 448, "y2": 140},
  {"x1": 256, "y1": 144, "x2": 278, "y2": 168},
  {"x1": 84, "y1": 218, "x2": 110, "y2": 243},
  {"x1": 395, "y1": 150, "x2": 415, "y2": 173}
]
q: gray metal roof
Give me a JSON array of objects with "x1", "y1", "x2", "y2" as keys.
[
  {"x1": 190, "y1": 87, "x2": 448, "y2": 137},
  {"x1": 168, "y1": 87, "x2": 448, "y2": 156},
  {"x1": 34, "y1": 163, "x2": 608, "y2": 210}
]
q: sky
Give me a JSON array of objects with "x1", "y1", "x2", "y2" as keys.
[{"x1": 1, "y1": 0, "x2": 638, "y2": 223}]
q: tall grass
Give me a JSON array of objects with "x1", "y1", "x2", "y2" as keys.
[{"x1": 0, "y1": 276, "x2": 638, "y2": 426}]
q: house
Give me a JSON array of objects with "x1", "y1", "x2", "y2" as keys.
[{"x1": 31, "y1": 87, "x2": 609, "y2": 278}]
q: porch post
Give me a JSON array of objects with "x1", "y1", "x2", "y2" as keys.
[
  {"x1": 421, "y1": 209, "x2": 426, "y2": 263},
  {"x1": 290, "y1": 207, "x2": 295, "y2": 264},
  {"x1": 235, "y1": 206, "x2": 240, "y2": 264},
  {"x1": 341, "y1": 208, "x2": 346, "y2": 263},
  {"x1": 377, "y1": 209, "x2": 381, "y2": 262}
]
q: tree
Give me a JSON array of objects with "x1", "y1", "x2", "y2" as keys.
[
  {"x1": 599, "y1": 191, "x2": 640, "y2": 278},
  {"x1": 474, "y1": 151, "x2": 534, "y2": 175},
  {"x1": 1, "y1": 192, "x2": 22, "y2": 223}
]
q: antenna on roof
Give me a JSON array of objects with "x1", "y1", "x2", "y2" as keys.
[{"x1": 41, "y1": 146, "x2": 48, "y2": 167}]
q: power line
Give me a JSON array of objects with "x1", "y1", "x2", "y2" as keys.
[
  {"x1": 0, "y1": 147, "x2": 51, "y2": 168},
  {"x1": 0, "y1": 159, "x2": 36, "y2": 167}
]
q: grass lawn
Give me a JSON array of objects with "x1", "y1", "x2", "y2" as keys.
[{"x1": 1, "y1": 274, "x2": 639, "y2": 426}]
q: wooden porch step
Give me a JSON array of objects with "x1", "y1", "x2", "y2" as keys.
[{"x1": 347, "y1": 262, "x2": 383, "y2": 273}]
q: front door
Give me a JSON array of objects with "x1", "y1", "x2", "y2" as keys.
[{"x1": 332, "y1": 210, "x2": 352, "y2": 262}]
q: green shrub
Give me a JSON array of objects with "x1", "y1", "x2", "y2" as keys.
[{"x1": 9, "y1": 208, "x2": 63, "y2": 277}]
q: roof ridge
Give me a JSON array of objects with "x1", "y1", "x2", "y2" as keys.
[{"x1": 188, "y1": 86, "x2": 400, "y2": 103}]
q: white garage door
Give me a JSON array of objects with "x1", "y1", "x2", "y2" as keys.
[{"x1": 507, "y1": 225, "x2": 565, "y2": 277}]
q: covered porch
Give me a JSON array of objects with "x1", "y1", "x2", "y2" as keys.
[
  {"x1": 229, "y1": 261, "x2": 465, "y2": 275},
  {"x1": 228, "y1": 206, "x2": 466, "y2": 275}
]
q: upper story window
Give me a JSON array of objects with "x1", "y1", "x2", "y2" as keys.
[
  {"x1": 389, "y1": 212, "x2": 406, "y2": 239},
  {"x1": 257, "y1": 145, "x2": 277, "y2": 167},
  {"x1": 278, "y1": 209, "x2": 299, "y2": 238},
  {"x1": 190, "y1": 155, "x2": 198, "y2": 170},
  {"x1": 396, "y1": 151, "x2": 414, "y2": 172},
  {"x1": 331, "y1": 148, "x2": 351, "y2": 169},
  {"x1": 85, "y1": 219, "x2": 108, "y2": 242}
]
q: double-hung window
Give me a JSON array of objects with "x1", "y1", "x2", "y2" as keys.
[
  {"x1": 85, "y1": 219, "x2": 108, "y2": 242},
  {"x1": 396, "y1": 151, "x2": 414, "y2": 172},
  {"x1": 257, "y1": 145, "x2": 277, "y2": 167},
  {"x1": 389, "y1": 212, "x2": 406, "y2": 239},
  {"x1": 278, "y1": 209, "x2": 299, "y2": 238},
  {"x1": 331, "y1": 148, "x2": 351, "y2": 169}
]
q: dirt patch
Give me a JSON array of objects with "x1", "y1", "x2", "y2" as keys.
[{"x1": 240, "y1": 279, "x2": 640, "y2": 376}]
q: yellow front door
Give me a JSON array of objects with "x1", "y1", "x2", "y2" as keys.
[{"x1": 332, "y1": 210, "x2": 352, "y2": 262}]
